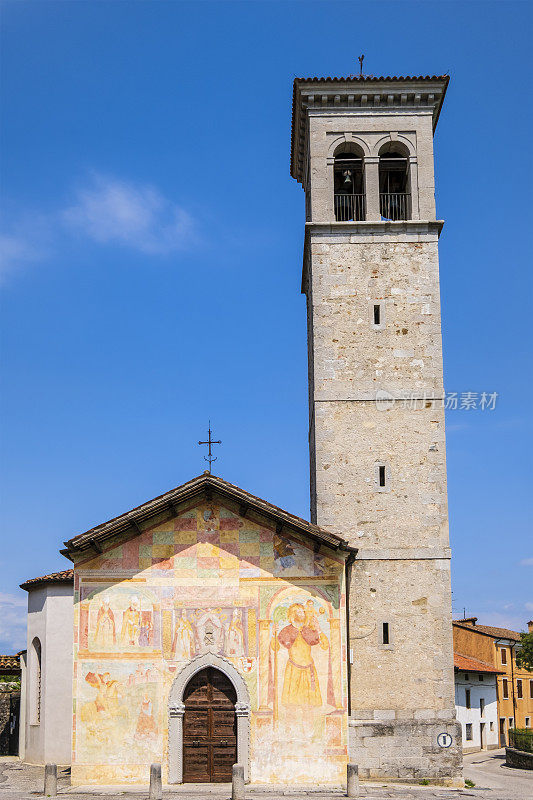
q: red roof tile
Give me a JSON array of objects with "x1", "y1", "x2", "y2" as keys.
[
  {"x1": 0, "y1": 654, "x2": 20, "y2": 671},
  {"x1": 20, "y1": 568, "x2": 74, "y2": 591},
  {"x1": 454, "y1": 653, "x2": 503, "y2": 674}
]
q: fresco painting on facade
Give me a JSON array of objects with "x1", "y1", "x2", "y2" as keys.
[
  {"x1": 80, "y1": 586, "x2": 161, "y2": 656},
  {"x1": 71, "y1": 502, "x2": 348, "y2": 785},
  {"x1": 249, "y1": 586, "x2": 346, "y2": 783},
  {"x1": 77, "y1": 661, "x2": 165, "y2": 765}
]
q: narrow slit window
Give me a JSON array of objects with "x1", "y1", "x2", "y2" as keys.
[
  {"x1": 373, "y1": 304, "x2": 381, "y2": 325},
  {"x1": 502, "y1": 678, "x2": 509, "y2": 699},
  {"x1": 501, "y1": 648, "x2": 507, "y2": 665},
  {"x1": 465, "y1": 723, "x2": 473, "y2": 741},
  {"x1": 379, "y1": 465, "x2": 386, "y2": 487},
  {"x1": 517, "y1": 679, "x2": 523, "y2": 699},
  {"x1": 480, "y1": 698, "x2": 485, "y2": 717},
  {"x1": 382, "y1": 622, "x2": 390, "y2": 645},
  {"x1": 465, "y1": 689, "x2": 471, "y2": 709},
  {"x1": 30, "y1": 637, "x2": 42, "y2": 725}
]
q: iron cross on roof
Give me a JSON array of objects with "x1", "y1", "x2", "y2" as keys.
[{"x1": 198, "y1": 422, "x2": 221, "y2": 473}]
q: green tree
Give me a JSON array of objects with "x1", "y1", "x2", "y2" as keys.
[{"x1": 515, "y1": 631, "x2": 533, "y2": 672}]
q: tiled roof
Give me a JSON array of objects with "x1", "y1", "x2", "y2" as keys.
[
  {"x1": 0, "y1": 655, "x2": 20, "y2": 671},
  {"x1": 20, "y1": 568, "x2": 74, "y2": 591},
  {"x1": 295, "y1": 74, "x2": 448, "y2": 83},
  {"x1": 453, "y1": 620, "x2": 521, "y2": 642},
  {"x1": 454, "y1": 653, "x2": 503, "y2": 674},
  {"x1": 62, "y1": 473, "x2": 355, "y2": 558}
]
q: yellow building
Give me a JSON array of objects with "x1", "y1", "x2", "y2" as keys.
[{"x1": 453, "y1": 618, "x2": 533, "y2": 745}]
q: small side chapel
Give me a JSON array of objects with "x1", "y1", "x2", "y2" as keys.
[{"x1": 20, "y1": 71, "x2": 463, "y2": 786}]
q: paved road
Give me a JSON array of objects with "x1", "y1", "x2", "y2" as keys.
[
  {"x1": 0, "y1": 751, "x2": 531, "y2": 799},
  {"x1": 463, "y1": 750, "x2": 532, "y2": 799}
]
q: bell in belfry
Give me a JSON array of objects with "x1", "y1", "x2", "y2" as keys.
[{"x1": 343, "y1": 169, "x2": 353, "y2": 185}]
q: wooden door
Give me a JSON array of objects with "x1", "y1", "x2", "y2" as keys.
[{"x1": 183, "y1": 667, "x2": 237, "y2": 782}]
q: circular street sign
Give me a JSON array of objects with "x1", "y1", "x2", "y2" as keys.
[{"x1": 437, "y1": 732, "x2": 453, "y2": 748}]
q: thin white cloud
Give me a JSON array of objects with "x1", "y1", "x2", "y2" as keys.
[
  {"x1": 525, "y1": 602, "x2": 533, "y2": 612},
  {"x1": 0, "y1": 233, "x2": 44, "y2": 281},
  {"x1": 0, "y1": 592, "x2": 26, "y2": 652},
  {"x1": 62, "y1": 174, "x2": 196, "y2": 255},
  {"x1": 520, "y1": 558, "x2": 533, "y2": 566}
]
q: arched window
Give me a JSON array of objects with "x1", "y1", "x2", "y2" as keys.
[
  {"x1": 30, "y1": 637, "x2": 41, "y2": 725},
  {"x1": 379, "y1": 143, "x2": 411, "y2": 220},
  {"x1": 333, "y1": 144, "x2": 365, "y2": 221}
]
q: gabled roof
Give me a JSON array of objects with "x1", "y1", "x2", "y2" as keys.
[
  {"x1": 454, "y1": 653, "x2": 504, "y2": 675},
  {"x1": 20, "y1": 568, "x2": 74, "y2": 592},
  {"x1": 453, "y1": 619, "x2": 521, "y2": 642},
  {"x1": 61, "y1": 473, "x2": 355, "y2": 561}
]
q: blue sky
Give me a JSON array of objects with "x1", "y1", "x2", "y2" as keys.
[{"x1": 1, "y1": 0, "x2": 532, "y2": 653}]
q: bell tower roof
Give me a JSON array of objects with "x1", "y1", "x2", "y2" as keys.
[{"x1": 290, "y1": 74, "x2": 449, "y2": 184}]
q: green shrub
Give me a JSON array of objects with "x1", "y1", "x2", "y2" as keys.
[{"x1": 509, "y1": 728, "x2": 533, "y2": 753}]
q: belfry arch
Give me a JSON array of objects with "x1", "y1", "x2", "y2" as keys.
[{"x1": 168, "y1": 652, "x2": 251, "y2": 784}]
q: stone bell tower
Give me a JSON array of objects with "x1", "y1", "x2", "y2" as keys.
[{"x1": 291, "y1": 74, "x2": 462, "y2": 781}]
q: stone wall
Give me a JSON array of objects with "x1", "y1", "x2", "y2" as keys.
[
  {"x1": 302, "y1": 100, "x2": 461, "y2": 779},
  {"x1": 349, "y1": 719, "x2": 462, "y2": 782},
  {"x1": 505, "y1": 746, "x2": 533, "y2": 770},
  {"x1": 0, "y1": 687, "x2": 20, "y2": 756}
]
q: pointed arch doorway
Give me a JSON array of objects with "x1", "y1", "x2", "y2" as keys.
[
  {"x1": 168, "y1": 653, "x2": 251, "y2": 784},
  {"x1": 183, "y1": 667, "x2": 236, "y2": 782}
]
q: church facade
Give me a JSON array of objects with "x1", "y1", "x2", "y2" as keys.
[
  {"x1": 21, "y1": 72, "x2": 462, "y2": 785},
  {"x1": 66, "y1": 476, "x2": 351, "y2": 786}
]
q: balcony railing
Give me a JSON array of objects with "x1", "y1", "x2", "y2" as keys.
[
  {"x1": 380, "y1": 192, "x2": 411, "y2": 221},
  {"x1": 334, "y1": 193, "x2": 365, "y2": 221}
]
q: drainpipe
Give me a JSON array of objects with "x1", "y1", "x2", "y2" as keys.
[
  {"x1": 344, "y1": 548, "x2": 358, "y2": 717},
  {"x1": 494, "y1": 667, "x2": 502, "y2": 746},
  {"x1": 510, "y1": 642, "x2": 517, "y2": 729}
]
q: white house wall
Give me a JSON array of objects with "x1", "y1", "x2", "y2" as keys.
[{"x1": 455, "y1": 672, "x2": 499, "y2": 753}]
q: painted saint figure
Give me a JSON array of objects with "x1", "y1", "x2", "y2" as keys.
[
  {"x1": 94, "y1": 596, "x2": 116, "y2": 649},
  {"x1": 138, "y1": 613, "x2": 153, "y2": 648},
  {"x1": 272, "y1": 602, "x2": 328, "y2": 707},
  {"x1": 225, "y1": 608, "x2": 245, "y2": 657},
  {"x1": 135, "y1": 694, "x2": 157, "y2": 740},
  {"x1": 171, "y1": 609, "x2": 195, "y2": 660},
  {"x1": 120, "y1": 596, "x2": 141, "y2": 647}
]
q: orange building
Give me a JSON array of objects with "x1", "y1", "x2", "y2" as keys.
[{"x1": 453, "y1": 618, "x2": 533, "y2": 746}]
